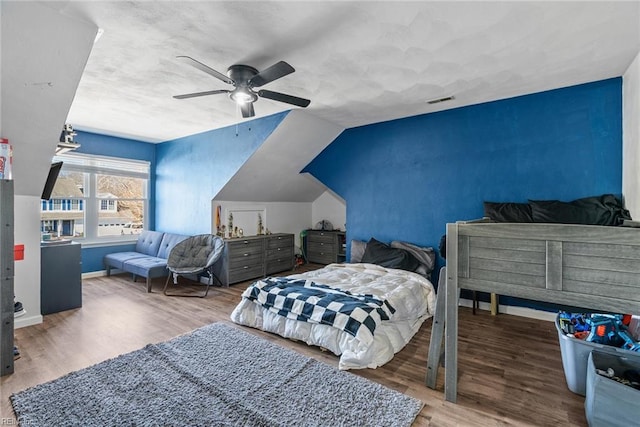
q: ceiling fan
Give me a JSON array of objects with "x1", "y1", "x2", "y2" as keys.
[{"x1": 173, "y1": 56, "x2": 311, "y2": 118}]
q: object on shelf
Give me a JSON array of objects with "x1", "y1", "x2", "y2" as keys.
[
  {"x1": 56, "y1": 124, "x2": 80, "y2": 154},
  {"x1": 0, "y1": 137, "x2": 12, "y2": 180},
  {"x1": 314, "y1": 220, "x2": 333, "y2": 231},
  {"x1": 14, "y1": 300, "x2": 25, "y2": 318}
]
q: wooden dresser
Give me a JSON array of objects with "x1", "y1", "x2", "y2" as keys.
[
  {"x1": 214, "y1": 233, "x2": 294, "y2": 286},
  {"x1": 306, "y1": 230, "x2": 346, "y2": 264}
]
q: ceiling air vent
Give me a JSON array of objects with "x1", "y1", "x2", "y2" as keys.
[{"x1": 426, "y1": 95, "x2": 455, "y2": 105}]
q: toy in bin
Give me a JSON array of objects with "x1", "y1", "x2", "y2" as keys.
[{"x1": 558, "y1": 311, "x2": 640, "y2": 351}]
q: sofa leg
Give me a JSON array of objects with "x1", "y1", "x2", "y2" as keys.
[
  {"x1": 106, "y1": 266, "x2": 111, "y2": 277},
  {"x1": 146, "y1": 277, "x2": 152, "y2": 293}
]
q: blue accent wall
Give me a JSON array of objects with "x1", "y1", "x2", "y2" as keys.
[
  {"x1": 74, "y1": 131, "x2": 156, "y2": 273},
  {"x1": 154, "y1": 112, "x2": 288, "y2": 235},
  {"x1": 303, "y1": 78, "x2": 623, "y2": 305}
]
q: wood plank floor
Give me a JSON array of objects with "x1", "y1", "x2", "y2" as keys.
[{"x1": 1, "y1": 265, "x2": 587, "y2": 426}]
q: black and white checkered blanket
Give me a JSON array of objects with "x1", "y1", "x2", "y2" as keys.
[{"x1": 242, "y1": 277, "x2": 396, "y2": 346}]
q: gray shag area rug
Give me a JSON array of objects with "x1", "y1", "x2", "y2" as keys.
[{"x1": 11, "y1": 322, "x2": 423, "y2": 426}]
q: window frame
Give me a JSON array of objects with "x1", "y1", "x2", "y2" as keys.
[{"x1": 42, "y1": 152, "x2": 150, "y2": 244}]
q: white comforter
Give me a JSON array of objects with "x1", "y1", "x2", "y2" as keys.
[{"x1": 230, "y1": 263, "x2": 436, "y2": 369}]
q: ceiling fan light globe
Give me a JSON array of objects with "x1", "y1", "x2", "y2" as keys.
[{"x1": 230, "y1": 89, "x2": 257, "y2": 104}]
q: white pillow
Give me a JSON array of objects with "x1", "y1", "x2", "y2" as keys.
[{"x1": 350, "y1": 239, "x2": 367, "y2": 263}]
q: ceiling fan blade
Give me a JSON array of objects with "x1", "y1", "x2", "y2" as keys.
[
  {"x1": 258, "y1": 89, "x2": 310, "y2": 108},
  {"x1": 240, "y1": 102, "x2": 255, "y2": 118},
  {"x1": 173, "y1": 89, "x2": 230, "y2": 99},
  {"x1": 249, "y1": 61, "x2": 295, "y2": 88},
  {"x1": 176, "y1": 56, "x2": 234, "y2": 85}
]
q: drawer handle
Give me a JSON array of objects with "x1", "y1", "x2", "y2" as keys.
[
  {"x1": 243, "y1": 266, "x2": 249, "y2": 269},
  {"x1": 277, "y1": 248, "x2": 281, "y2": 251},
  {"x1": 243, "y1": 253, "x2": 250, "y2": 257},
  {"x1": 320, "y1": 243, "x2": 324, "y2": 246},
  {"x1": 243, "y1": 240, "x2": 249, "y2": 244}
]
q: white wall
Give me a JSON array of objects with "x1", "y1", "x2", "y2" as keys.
[
  {"x1": 212, "y1": 201, "x2": 312, "y2": 253},
  {"x1": 1, "y1": 2, "x2": 97, "y2": 327},
  {"x1": 623, "y1": 51, "x2": 640, "y2": 217},
  {"x1": 14, "y1": 196, "x2": 43, "y2": 328},
  {"x1": 311, "y1": 190, "x2": 346, "y2": 232},
  {"x1": 212, "y1": 195, "x2": 347, "y2": 253}
]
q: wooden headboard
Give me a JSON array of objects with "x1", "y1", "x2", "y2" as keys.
[{"x1": 432, "y1": 220, "x2": 640, "y2": 402}]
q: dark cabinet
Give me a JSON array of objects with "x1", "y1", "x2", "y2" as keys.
[
  {"x1": 214, "y1": 233, "x2": 294, "y2": 286},
  {"x1": 0, "y1": 180, "x2": 14, "y2": 376},
  {"x1": 41, "y1": 242, "x2": 82, "y2": 315},
  {"x1": 306, "y1": 230, "x2": 346, "y2": 264}
]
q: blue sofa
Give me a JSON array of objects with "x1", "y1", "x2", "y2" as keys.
[{"x1": 104, "y1": 230, "x2": 188, "y2": 292}]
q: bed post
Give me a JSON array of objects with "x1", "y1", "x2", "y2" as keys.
[
  {"x1": 425, "y1": 266, "x2": 447, "y2": 389},
  {"x1": 444, "y1": 222, "x2": 459, "y2": 403}
]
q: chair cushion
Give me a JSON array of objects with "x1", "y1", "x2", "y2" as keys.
[{"x1": 167, "y1": 235, "x2": 224, "y2": 274}]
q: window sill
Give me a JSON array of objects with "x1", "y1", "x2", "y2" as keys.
[{"x1": 74, "y1": 237, "x2": 139, "y2": 248}]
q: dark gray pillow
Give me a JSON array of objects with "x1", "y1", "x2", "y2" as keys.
[
  {"x1": 483, "y1": 202, "x2": 533, "y2": 223},
  {"x1": 390, "y1": 240, "x2": 435, "y2": 276},
  {"x1": 361, "y1": 238, "x2": 420, "y2": 272},
  {"x1": 529, "y1": 195, "x2": 631, "y2": 225},
  {"x1": 528, "y1": 200, "x2": 584, "y2": 224}
]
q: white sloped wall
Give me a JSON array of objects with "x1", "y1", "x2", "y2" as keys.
[{"x1": 1, "y1": 2, "x2": 97, "y2": 327}]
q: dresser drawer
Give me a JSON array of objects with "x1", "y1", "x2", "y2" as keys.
[
  {"x1": 307, "y1": 231, "x2": 335, "y2": 244},
  {"x1": 227, "y1": 239, "x2": 264, "y2": 253},
  {"x1": 307, "y1": 251, "x2": 335, "y2": 265},
  {"x1": 228, "y1": 264, "x2": 264, "y2": 284},
  {"x1": 266, "y1": 258, "x2": 293, "y2": 275},
  {"x1": 266, "y1": 246, "x2": 293, "y2": 261},
  {"x1": 267, "y1": 234, "x2": 293, "y2": 249},
  {"x1": 228, "y1": 252, "x2": 263, "y2": 269},
  {"x1": 308, "y1": 241, "x2": 335, "y2": 254}
]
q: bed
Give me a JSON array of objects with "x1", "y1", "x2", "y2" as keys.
[
  {"x1": 230, "y1": 239, "x2": 437, "y2": 370},
  {"x1": 430, "y1": 219, "x2": 640, "y2": 402}
]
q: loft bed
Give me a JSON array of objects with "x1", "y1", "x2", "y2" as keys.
[{"x1": 427, "y1": 220, "x2": 640, "y2": 403}]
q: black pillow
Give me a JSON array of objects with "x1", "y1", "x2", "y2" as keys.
[
  {"x1": 570, "y1": 194, "x2": 631, "y2": 225},
  {"x1": 483, "y1": 202, "x2": 533, "y2": 222},
  {"x1": 530, "y1": 194, "x2": 631, "y2": 225},
  {"x1": 528, "y1": 200, "x2": 585, "y2": 224},
  {"x1": 361, "y1": 238, "x2": 421, "y2": 272}
]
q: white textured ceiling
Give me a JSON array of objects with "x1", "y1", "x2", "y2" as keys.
[{"x1": 56, "y1": 1, "x2": 640, "y2": 143}]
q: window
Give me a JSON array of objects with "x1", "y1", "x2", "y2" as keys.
[{"x1": 40, "y1": 153, "x2": 150, "y2": 241}]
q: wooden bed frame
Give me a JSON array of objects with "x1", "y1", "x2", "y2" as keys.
[{"x1": 426, "y1": 220, "x2": 640, "y2": 402}]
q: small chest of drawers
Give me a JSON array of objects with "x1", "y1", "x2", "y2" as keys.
[
  {"x1": 214, "y1": 233, "x2": 294, "y2": 286},
  {"x1": 265, "y1": 234, "x2": 294, "y2": 275},
  {"x1": 306, "y1": 230, "x2": 346, "y2": 264}
]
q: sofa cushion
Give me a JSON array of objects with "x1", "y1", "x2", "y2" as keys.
[
  {"x1": 135, "y1": 230, "x2": 165, "y2": 256},
  {"x1": 156, "y1": 233, "x2": 189, "y2": 259},
  {"x1": 104, "y1": 251, "x2": 148, "y2": 270}
]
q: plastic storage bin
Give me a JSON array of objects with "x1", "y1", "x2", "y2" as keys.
[
  {"x1": 555, "y1": 314, "x2": 638, "y2": 395},
  {"x1": 585, "y1": 350, "x2": 640, "y2": 426}
]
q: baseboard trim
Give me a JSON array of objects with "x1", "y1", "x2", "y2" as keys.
[
  {"x1": 15, "y1": 314, "x2": 43, "y2": 329},
  {"x1": 459, "y1": 298, "x2": 556, "y2": 322},
  {"x1": 82, "y1": 269, "x2": 123, "y2": 279}
]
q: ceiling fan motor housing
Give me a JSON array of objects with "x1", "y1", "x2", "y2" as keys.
[{"x1": 227, "y1": 65, "x2": 259, "y2": 103}]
